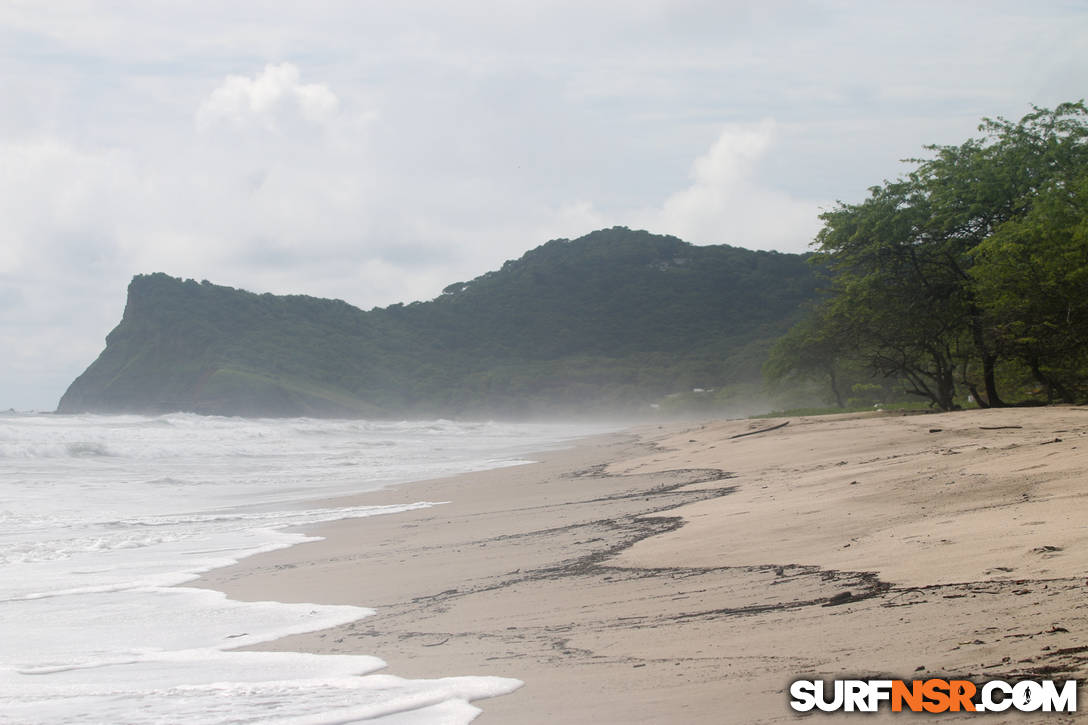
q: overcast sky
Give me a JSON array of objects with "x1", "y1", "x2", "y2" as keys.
[{"x1": 2, "y1": 1, "x2": 1086, "y2": 410}]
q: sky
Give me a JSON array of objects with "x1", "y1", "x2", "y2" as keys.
[{"x1": 2, "y1": 1, "x2": 1086, "y2": 410}]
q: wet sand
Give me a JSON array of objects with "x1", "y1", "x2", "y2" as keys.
[{"x1": 197, "y1": 407, "x2": 1088, "y2": 723}]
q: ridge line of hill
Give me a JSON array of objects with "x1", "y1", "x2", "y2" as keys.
[{"x1": 58, "y1": 227, "x2": 819, "y2": 418}]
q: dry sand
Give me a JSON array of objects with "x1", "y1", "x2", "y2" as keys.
[{"x1": 198, "y1": 407, "x2": 1088, "y2": 723}]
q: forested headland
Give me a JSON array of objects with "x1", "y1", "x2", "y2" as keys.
[
  {"x1": 766, "y1": 102, "x2": 1088, "y2": 411},
  {"x1": 58, "y1": 228, "x2": 819, "y2": 418}
]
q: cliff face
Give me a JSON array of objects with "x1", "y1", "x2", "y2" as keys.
[
  {"x1": 58, "y1": 227, "x2": 819, "y2": 417},
  {"x1": 58, "y1": 273, "x2": 392, "y2": 417}
]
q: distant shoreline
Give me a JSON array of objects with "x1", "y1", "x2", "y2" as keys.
[{"x1": 197, "y1": 408, "x2": 1088, "y2": 723}]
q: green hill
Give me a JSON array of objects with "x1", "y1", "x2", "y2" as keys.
[{"x1": 58, "y1": 227, "x2": 818, "y2": 417}]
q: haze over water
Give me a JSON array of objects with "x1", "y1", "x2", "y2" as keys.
[{"x1": 0, "y1": 412, "x2": 606, "y2": 724}]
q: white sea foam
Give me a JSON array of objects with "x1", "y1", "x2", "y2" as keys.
[{"x1": 0, "y1": 413, "x2": 606, "y2": 724}]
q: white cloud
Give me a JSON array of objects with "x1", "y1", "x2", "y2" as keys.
[
  {"x1": 196, "y1": 63, "x2": 340, "y2": 132},
  {"x1": 0, "y1": 139, "x2": 135, "y2": 276},
  {"x1": 641, "y1": 120, "x2": 825, "y2": 252},
  {"x1": 507, "y1": 123, "x2": 827, "y2": 255},
  {"x1": 0, "y1": 139, "x2": 141, "y2": 410}
]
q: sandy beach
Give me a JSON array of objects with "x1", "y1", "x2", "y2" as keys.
[{"x1": 198, "y1": 407, "x2": 1088, "y2": 723}]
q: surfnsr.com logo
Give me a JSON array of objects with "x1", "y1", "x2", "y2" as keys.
[{"x1": 790, "y1": 679, "x2": 1077, "y2": 713}]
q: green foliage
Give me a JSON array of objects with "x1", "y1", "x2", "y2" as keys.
[
  {"x1": 764, "y1": 301, "x2": 859, "y2": 408},
  {"x1": 58, "y1": 228, "x2": 819, "y2": 418},
  {"x1": 752, "y1": 400, "x2": 935, "y2": 419},
  {"x1": 972, "y1": 152, "x2": 1088, "y2": 400},
  {"x1": 770, "y1": 101, "x2": 1088, "y2": 409}
]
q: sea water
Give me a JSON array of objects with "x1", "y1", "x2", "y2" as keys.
[{"x1": 0, "y1": 412, "x2": 605, "y2": 724}]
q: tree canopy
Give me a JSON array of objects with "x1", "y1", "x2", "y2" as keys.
[{"x1": 767, "y1": 102, "x2": 1088, "y2": 409}]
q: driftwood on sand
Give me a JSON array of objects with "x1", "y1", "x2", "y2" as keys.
[{"x1": 729, "y1": 421, "x2": 789, "y2": 439}]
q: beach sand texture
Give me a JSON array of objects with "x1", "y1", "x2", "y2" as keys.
[{"x1": 199, "y1": 407, "x2": 1088, "y2": 723}]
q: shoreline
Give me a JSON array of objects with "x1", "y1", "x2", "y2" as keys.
[{"x1": 197, "y1": 408, "x2": 1088, "y2": 723}]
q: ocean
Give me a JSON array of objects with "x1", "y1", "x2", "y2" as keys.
[{"x1": 0, "y1": 412, "x2": 605, "y2": 724}]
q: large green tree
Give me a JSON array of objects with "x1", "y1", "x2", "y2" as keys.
[
  {"x1": 777, "y1": 102, "x2": 1088, "y2": 410},
  {"x1": 812, "y1": 178, "x2": 971, "y2": 410},
  {"x1": 973, "y1": 167, "x2": 1088, "y2": 401}
]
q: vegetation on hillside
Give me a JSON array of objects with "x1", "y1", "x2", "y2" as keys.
[
  {"x1": 766, "y1": 102, "x2": 1088, "y2": 410},
  {"x1": 59, "y1": 228, "x2": 819, "y2": 418}
]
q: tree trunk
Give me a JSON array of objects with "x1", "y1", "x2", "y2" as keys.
[
  {"x1": 937, "y1": 371, "x2": 957, "y2": 411},
  {"x1": 1029, "y1": 359, "x2": 1075, "y2": 404},
  {"x1": 967, "y1": 307, "x2": 1005, "y2": 407},
  {"x1": 828, "y1": 367, "x2": 845, "y2": 408},
  {"x1": 966, "y1": 382, "x2": 988, "y2": 408},
  {"x1": 981, "y1": 353, "x2": 1005, "y2": 407}
]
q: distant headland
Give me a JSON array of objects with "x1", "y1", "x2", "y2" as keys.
[{"x1": 57, "y1": 228, "x2": 819, "y2": 418}]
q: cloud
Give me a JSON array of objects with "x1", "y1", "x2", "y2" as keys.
[
  {"x1": 0, "y1": 139, "x2": 134, "y2": 276},
  {"x1": 640, "y1": 120, "x2": 825, "y2": 251},
  {"x1": 196, "y1": 63, "x2": 340, "y2": 133},
  {"x1": 509, "y1": 122, "x2": 827, "y2": 256},
  {"x1": 0, "y1": 138, "x2": 146, "y2": 408}
]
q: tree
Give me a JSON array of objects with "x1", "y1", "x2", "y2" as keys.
[
  {"x1": 912, "y1": 102, "x2": 1088, "y2": 405},
  {"x1": 973, "y1": 171, "x2": 1088, "y2": 401},
  {"x1": 775, "y1": 102, "x2": 1088, "y2": 410},
  {"x1": 969, "y1": 103, "x2": 1088, "y2": 402},
  {"x1": 765, "y1": 303, "x2": 853, "y2": 408},
  {"x1": 812, "y1": 180, "x2": 968, "y2": 410}
]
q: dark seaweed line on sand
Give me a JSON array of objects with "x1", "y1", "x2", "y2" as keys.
[{"x1": 400, "y1": 463, "x2": 890, "y2": 621}]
